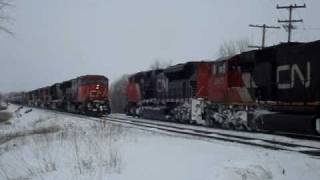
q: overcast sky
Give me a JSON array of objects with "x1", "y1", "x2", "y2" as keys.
[{"x1": 0, "y1": 0, "x2": 319, "y2": 92}]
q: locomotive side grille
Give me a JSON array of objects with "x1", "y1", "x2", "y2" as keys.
[{"x1": 190, "y1": 81, "x2": 197, "y2": 97}]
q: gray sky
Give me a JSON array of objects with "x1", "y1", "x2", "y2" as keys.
[{"x1": 0, "y1": 0, "x2": 319, "y2": 92}]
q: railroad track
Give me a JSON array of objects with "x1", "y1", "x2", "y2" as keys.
[
  {"x1": 109, "y1": 115, "x2": 320, "y2": 141},
  {"x1": 103, "y1": 115, "x2": 320, "y2": 157}
]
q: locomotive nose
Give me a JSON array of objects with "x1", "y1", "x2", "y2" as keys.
[{"x1": 89, "y1": 84, "x2": 106, "y2": 98}]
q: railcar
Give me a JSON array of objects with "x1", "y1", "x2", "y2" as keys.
[
  {"x1": 204, "y1": 42, "x2": 320, "y2": 134},
  {"x1": 126, "y1": 40, "x2": 320, "y2": 135},
  {"x1": 126, "y1": 61, "x2": 213, "y2": 122},
  {"x1": 126, "y1": 69, "x2": 163, "y2": 116},
  {"x1": 249, "y1": 41, "x2": 320, "y2": 134}
]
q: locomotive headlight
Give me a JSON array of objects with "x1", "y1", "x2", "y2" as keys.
[{"x1": 316, "y1": 118, "x2": 320, "y2": 134}]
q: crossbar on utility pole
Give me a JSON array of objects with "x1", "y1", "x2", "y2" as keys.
[
  {"x1": 248, "y1": 24, "x2": 280, "y2": 49},
  {"x1": 277, "y1": 4, "x2": 306, "y2": 43}
]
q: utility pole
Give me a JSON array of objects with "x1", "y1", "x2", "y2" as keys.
[
  {"x1": 248, "y1": 24, "x2": 280, "y2": 49},
  {"x1": 277, "y1": 4, "x2": 306, "y2": 43}
]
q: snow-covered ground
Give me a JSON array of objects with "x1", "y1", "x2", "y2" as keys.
[{"x1": 0, "y1": 105, "x2": 320, "y2": 180}]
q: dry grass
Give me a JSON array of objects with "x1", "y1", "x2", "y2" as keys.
[
  {"x1": 0, "y1": 119, "x2": 125, "y2": 180},
  {"x1": 0, "y1": 126, "x2": 62, "y2": 145},
  {"x1": 0, "y1": 111, "x2": 12, "y2": 123},
  {"x1": 0, "y1": 105, "x2": 7, "y2": 111}
]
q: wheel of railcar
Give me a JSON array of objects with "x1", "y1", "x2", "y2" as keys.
[
  {"x1": 204, "y1": 113, "x2": 210, "y2": 127},
  {"x1": 204, "y1": 113, "x2": 214, "y2": 127},
  {"x1": 315, "y1": 117, "x2": 320, "y2": 135},
  {"x1": 240, "y1": 124, "x2": 248, "y2": 131},
  {"x1": 228, "y1": 123, "x2": 235, "y2": 130}
]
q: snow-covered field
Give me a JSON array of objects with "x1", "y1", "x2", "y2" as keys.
[{"x1": 0, "y1": 105, "x2": 320, "y2": 180}]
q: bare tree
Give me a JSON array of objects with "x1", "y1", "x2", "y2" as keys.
[
  {"x1": 218, "y1": 38, "x2": 250, "y2": 57},
  {"x1": 0, "y1": 0, "x2": 13, "y2": 35},
  {"x1": 149, "y1": 59, "x2": 172, "y2": 70},
  {"x1": 110, "y1": 75, "x2": 129, "y2": 113},
  {"x1": 236, "y1": 39, "x2": 251, "y2": 53}
]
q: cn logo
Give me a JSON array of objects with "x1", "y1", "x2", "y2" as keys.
[
  {"x1": 156, "y1": 78, "x2": 168, "y2": 93},
  {"x1": 276, "y1": 61, "x2": 311, "y2": 89}
]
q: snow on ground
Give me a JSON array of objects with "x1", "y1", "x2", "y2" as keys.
[{"x1": 0, "y1": 105, "x2": 320, "y2": 180}]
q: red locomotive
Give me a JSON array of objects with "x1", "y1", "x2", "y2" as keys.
[{"x1": 11, "y1": 75, "x2": 110, "y2": 116}]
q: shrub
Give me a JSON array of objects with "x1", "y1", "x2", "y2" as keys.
[{"x1": 0, "y1": 111, "x2": 12, "y2": 123}]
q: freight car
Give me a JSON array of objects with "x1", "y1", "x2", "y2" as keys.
[
  {"x1": 9, "y1": 75, "x2": 111, "y2": 116},
  {"x1": 126, "y1": 41, "x2": 320, "y2": 135}
]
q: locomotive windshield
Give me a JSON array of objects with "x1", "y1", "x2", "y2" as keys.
[
  {"x1": 80, "y1": 78, "x2": 108, "y2": 85},
  {"x1": 213, "y1": 62, "x2": 226, "y2": 75}
]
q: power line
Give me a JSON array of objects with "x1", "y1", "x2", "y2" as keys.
[
  {"x1": 277, "y1": 3, "x2": 306, "y2": 43},
  {"x1": 248, "y1": 24, "x2": 280, "y2": 49},
  {"x1": 296, "y1": 27, "x2": 320, "y2": 31},
  {"x1": 266, "y1": 0, "x2": 287, "y2": 43},
  {"x1": 268, "y1": 0, "x2": 287, "y2": 21},
  {"x1": 296, "y1": 8, "x2": 308, "y2": 41}
]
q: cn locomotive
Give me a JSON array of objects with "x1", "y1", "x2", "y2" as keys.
[
  {"x1": 9, "y1": 75, "x2": 110, "y2": 116},
  {"x1": 126, "y1": 40, "x2": 320, "y2": 135}
]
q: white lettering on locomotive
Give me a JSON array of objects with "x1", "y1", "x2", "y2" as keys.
[
  {"x1": 156, "y1": 78, "x2": 168, "y2": 93},
  {"x1": 277, "y1": 61, "x2": 311, "y2": 89}
]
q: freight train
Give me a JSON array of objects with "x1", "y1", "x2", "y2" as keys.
[
  {"x1": 9, "y1": 75, "x2": 110, "y2": 116},
  {"x1": 126, "y1": 40, "x2": 320, "y2": 135}
]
